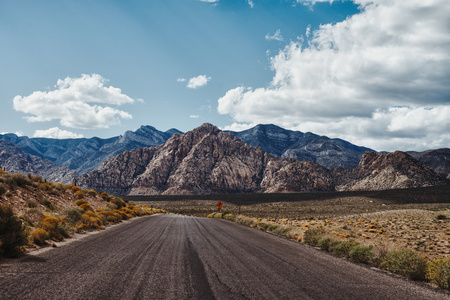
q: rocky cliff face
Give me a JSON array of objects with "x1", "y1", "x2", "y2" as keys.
[
  {"x1": 79, "y1": 124, "x2": 335, "y2": 195},
  {"x1": 332, "y1": 151, "x2": 446, "y2": 191},
  {"x1": 229, "y1": 124, "x2": 373, "y2": 169},
  {"x1": 0, "y1": 140, "x2": 78, "y2": 184},
  {"x1": 407, "y1": 148, "x2": 450, "y2": 180}
]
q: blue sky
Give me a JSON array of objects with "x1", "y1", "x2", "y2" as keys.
[{"x1": 1, "y1": 0, "x2": 449, "y2": 151}]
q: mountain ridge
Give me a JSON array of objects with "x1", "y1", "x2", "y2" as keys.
[{"x1": 79, "y1": 124, "x2": 445, "y2": 195}]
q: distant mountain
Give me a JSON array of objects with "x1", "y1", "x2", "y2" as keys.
[
  {"x1": 79, "y1": 124, "x2": 334, "y2": 195},
  {"x1": 229, "y1": 124, "x2": 373, "y2": 169},
  {"x1": 79, "y1": 124, "x2": 444, "y2": 195},
  {"x1": 407, "y1": 148, "x2": 450, "y2": 180},
  {"x1": 0, "y1": 126, "x2": 182, "y2": 175},
  {"x1": 332, "y1": 151, "x2": 445, "y2": 191},
  {"x1": 0, "y1": 140, "x2": 78, "y2": 184}
]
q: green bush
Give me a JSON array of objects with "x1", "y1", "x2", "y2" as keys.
[
  {"x1": 331, "y1": 240, "x2": 360, "y2": 257},
  {"x1": 349, "y1": 244, "x2": 374, "y2": 264},
  {"x1": 317, "y1": 236, "x2": 340, "y2": 252},
  {"x1": 427, "y1": 259, "x2": 450, "y2": 290},
  {"x1": 0, "y1": 204, "x2": 28, "y2": 257},
  {"x1": 381, "y1": 249, "x2": 427, "y2": 281},
  {"x1": 303, "y1": 228, "x2": 326, "y2": 246}
]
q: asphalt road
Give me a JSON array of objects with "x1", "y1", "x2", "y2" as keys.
[{"x1": 0, "y1": 214, "x2": 448, "y2": 300}]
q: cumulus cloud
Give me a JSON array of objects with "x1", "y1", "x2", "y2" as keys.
[
  {"x1": 33, "y1": 127, "x2": 84, "y2": 139},
  {"x1": 218, "y1": 0, "x2": 450, "y2": 151},
  {"x1": 177, "y1": 78, "x2": 186, "y2": 82},
  {"x1": 265, "y1": 30, "x2": 284, "y2": 42},
  {"x1": 248, "y1": 0, "x2": 254, "y2": 8},
  {"x1": 13, "y1": 74, "x2": 134, "y2": 129},
  {"x1": 187, "y1": 75, "x2": 211, "y2": 89},
  {"x1": 189, "y1": 115, "x2": 200, "y2": 119}
]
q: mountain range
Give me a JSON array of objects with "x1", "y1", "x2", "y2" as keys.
[
  {"x1": 0, "y1": 123, "x2": 448, "y2": 193},
  {"x1": 78, "y1": 124, "x2": 446, "y2": 195}
]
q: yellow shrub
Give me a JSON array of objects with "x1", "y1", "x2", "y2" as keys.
[
  {"x1": 75, "y1": 211, "x2": 104, "y2": 232},
  {"x1": 31, "y1": 228, "x2": 49, "y2": 246},
  {"x1": 41, "y1": 216, "x2": 62, "y2": 240},
  {"x1": 38, "y1": 183, "x2": 53, "y2": 191},
  {"x1": 98, "y1": 210, "x2": 122, "y2": 223},
  {"x1": 70, "y1": 186, "x2": 80, "y2": 192},
  {"x1": 75, "y1": 199, "x2": 87, "y2": 207},
  {"x1": 87, "y1": 190, "x2": 97, "y2": 197},
  {"x1": 427, "y1": 259, "x2": 450, "y2": 290},
  {"x1": 75, "y1": 190, "x2": 85, "y2": 199},
  {"x1": 79, "y1": 203, "x2": 94, "y2": 212}
]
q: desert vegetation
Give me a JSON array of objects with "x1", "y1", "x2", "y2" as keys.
[{"x1": 0, "y1": 170, "x2": 166, "y2": 258}]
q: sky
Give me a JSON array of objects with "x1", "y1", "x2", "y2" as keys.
[{"x1": 1, "y1": 0, "x2": 449, "y2": 152}]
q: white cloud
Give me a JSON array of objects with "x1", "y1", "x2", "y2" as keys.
[
  {"x1": 189, "y1": 115, "x2": 200, "y2": 119},
  {"x1": 248, "y1": 0, "x2": 255, "y2": 8},
  {"x1": 13, "y1": 74, "x2": 134, "y2": 129},
  {"x1": 187, "y1": 75, "x2": 211, "y2": 89},
  {"x1": 265, "y1": 30, "x2": 284, "y2": 42},
  {"x1": 177, "y1": 78, "x2": 186, "y2": 82},
  {"x1": 33, "y1": 127, "x2": 84, "y2": 139},
  {"x1": 305, "y1": 25, "x2": 311, "y2": 38},
  {"x1": 218, "y1": 0, "x2": 450, "y2": 151},
  {"x1": 199, "y1": 0, "x2": 219, "y2": 3}
]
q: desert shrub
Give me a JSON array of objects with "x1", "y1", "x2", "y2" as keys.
[
  {"x1": 436, "y1": 214, "x2": 447, "y2": 220},
  {"x1": 349, "y1": 244, "x2": 374, "y2": 264},
  {"x1": 427, "y1": 259, "x2": 450, "y2": 290},
  {"x1": 5, "y1": 173, "x2": 32, "y2": 188},
  {"x1": 87, "y1": 190, "x2": 97, "y2": 197},
  {"x1": 64, "y1": 207, "x2": 84, "y2": 225},
  {"x1": 75, "y1": 190, "x2": 85, "y2": 199},
  {"x1": 317, "y1": 236, "x2": 340, "y2": 252},
  {"x1": 303, "y1": 228, "x2": 326, "y2": 246},
  {"x1": 224, "y1": 213, "x2": 236, "y2": 222},
  {"x1": 53, "y1": 183, "x2": 65, "y2": 191},
  {"x1": 98, "y1": 210, "x2": 122, "y2": 224},
  {"x1": 111, "y1": 197, "x2": 126, "y2": 209},
  {"x1": 331, "y1": 240, "x2": 360, "y2": 257},
  {"x1": 41, "y1": 216, "x2": 62, "y2": 240},
  {"x1": 0, "y1": 184, "x2": 6, "y2": 196},
  {"x1": 29, "y1": 174, "x2": 43, "y2": 183},
  {"x1": 38, "y1": 182, "x2": 53, "y2": 191},
  {"x1": 114, "y1": 209, "x2": 129, "y2": 220},
  {"x1": 0, "y1": 204, "x2": 28, "y2": 257},
  {"x1": 381, "y1": 249, "x2": 427, "y2": 281},
  {"x1": 70, "y1": 185, "x2": 80, "y2": 192},
  {"x1": 100, "y1": 192, "x2": 111, "y2": 202},
  {"x1": 31, "y1": 228, "x2": 49, "y2": 246},
  {"x1": 75, "y1": 199, "x2": 87, "y2": 207},
  {"x1": 75, "y1": 211, "x2": 104, "y2": 232},
  {"x1": 26, "y1": 199, "x2": 37, "y2": 208},
  {"x1": 39, "y1": 197, "x2": 53, "y2": 209},
  {"x1": 79, "y1": 203, "x2": 94, "y2": 212}
]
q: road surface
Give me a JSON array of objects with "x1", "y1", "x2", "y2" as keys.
[{"x1": 0, "y1": 214, "x2": 447, "y2": 299}]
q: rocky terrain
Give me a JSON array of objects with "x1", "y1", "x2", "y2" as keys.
[
  {"x1": 79, "y1": 124, "x2": 335, "y2": 195},
  {"x1": 229, "y1": 124, "x2": 373, "y2": 169},
  {"x1": 0, "y1": 125, "x2": 181, "y2": 175},
  {"x1": 0, "y1": 140, "x2": 78, "y2": 184},
  {"x1": 407, "y1": 148, "x2": 450, "y2": 180},
  {"x1": 79, "y1": 124, "x2": 445, "y2": 195},
  {"x1": 332, "y1": 151, "x2": 446, "y2": 191}
]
